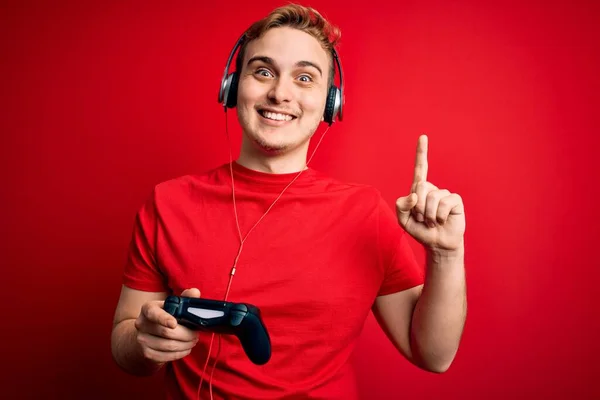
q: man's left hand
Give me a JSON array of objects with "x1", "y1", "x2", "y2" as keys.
[{"x1": 395, "y1": 135, "x2": 466, "y2": 254}]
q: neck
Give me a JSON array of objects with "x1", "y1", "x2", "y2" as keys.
[{"x1": 237, "y1": 140, "x2": 310, "y2": 174}]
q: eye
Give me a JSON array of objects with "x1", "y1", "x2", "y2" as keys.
[
  {"x1": 297, "y1": 74, "x2": 313, "y2": 83},
  {"x1": 255, "y1": 68, "x2": 273, "y2": 78}
]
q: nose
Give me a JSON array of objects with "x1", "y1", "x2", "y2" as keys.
[{"x1": 267, "y1": 77, "x2": 293, "y2": 104}]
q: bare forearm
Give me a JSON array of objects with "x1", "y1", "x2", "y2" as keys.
[
  {"x1": 111, "y1": 319, "x2": 164, "y2": 376},
  {"x1": 411, "y1": 246, "x2": 467, "y2": 373}
]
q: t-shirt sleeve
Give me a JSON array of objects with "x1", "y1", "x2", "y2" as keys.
[
  {"x1": 376, "y1": 193, "x2": 425, "y2": 296},
  {"x1": 122, "y1": 188, "x2": 169, "y2": 292}
]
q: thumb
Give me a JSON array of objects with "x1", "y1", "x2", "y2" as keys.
[
  {"x1": 395, "y1": 193, "x2": 417, "y2": 226},
  {"x1": 181, "y1": 287, "x2": 201, "y2": 298}
]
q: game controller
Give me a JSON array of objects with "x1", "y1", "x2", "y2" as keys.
[{"x1": 163, "y1": 296, "x2": 271, "y2": 365}]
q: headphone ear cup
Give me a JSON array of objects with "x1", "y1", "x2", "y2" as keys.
[
  {"x1": 223, "y1": 72, "x2": 239, "y2": 108},
  {"x1": 324, "y1": 85, "x2": 339, "y2": 124}
]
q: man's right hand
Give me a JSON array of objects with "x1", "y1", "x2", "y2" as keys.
[{"x1": 134, "y1": 288, "x2": 201, "y2": 364}]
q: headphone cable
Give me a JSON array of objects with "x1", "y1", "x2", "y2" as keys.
[{"x1": 197, "y1": 110, "x2": 331, "y2": 400}]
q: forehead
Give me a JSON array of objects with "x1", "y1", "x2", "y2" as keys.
[{"x1": 243, "y1": 27, "x2": 329, "y2": 68}]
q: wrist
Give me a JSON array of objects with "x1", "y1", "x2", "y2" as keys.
[{"x1": 426, "y1": 243, "x2": 465, "y2": 265}]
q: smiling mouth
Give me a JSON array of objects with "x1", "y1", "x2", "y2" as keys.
[{"x1": 257, "y1": 109, "x2": 297, "y2": 122}]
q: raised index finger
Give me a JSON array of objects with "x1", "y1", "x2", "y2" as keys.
[{"x1": 412, "y1": 134, "x2": 428, "y2": 186}]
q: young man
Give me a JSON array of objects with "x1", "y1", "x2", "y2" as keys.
[{"x1": 111, "y1": 4, "x2": 467, "y2": 399}]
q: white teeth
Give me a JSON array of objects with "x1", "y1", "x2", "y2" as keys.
[{"x1": 262, "y1": 111, "x2": 293, "y2": 121}]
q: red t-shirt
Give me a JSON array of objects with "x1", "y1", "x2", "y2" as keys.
[{"x1": 123, "y1": 162, "x2": 424, "y2": 399}]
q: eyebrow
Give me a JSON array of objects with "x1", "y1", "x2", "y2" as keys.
[{"x1": 247, "y1": 56, "x2": 323, "y2": 76}]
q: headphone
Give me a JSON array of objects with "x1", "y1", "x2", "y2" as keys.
[{"x1": 218, "y1": 33, "x2": 344, "y2": 125}]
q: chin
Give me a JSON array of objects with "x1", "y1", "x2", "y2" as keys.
[{"x1": 251, "y1": 136, "x2": 291, "y2": 155}]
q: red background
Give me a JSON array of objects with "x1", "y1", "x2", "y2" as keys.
[{"x1": 2, "y1": 0, "x2": 599, "y2": 398}]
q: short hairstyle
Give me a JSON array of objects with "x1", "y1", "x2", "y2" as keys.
[{"x1": 235, "y1": 3, "x2": 342, "y2": 87}]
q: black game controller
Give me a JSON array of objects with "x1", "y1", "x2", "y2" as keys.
[{"x1": 163, "y1": 296, "x2": 271, "y2": 365}]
